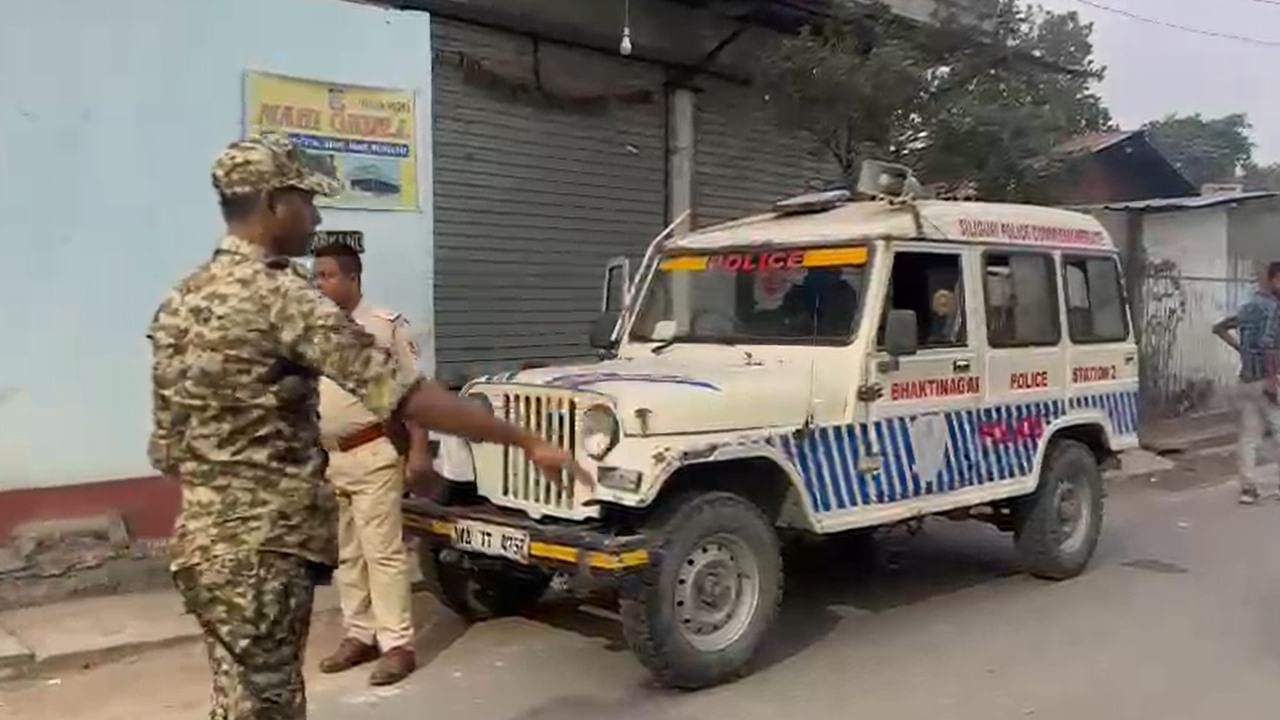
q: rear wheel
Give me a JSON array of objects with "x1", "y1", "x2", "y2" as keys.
[
  {"x1": 620, "y1": 492, "x2": 782, "y2": 690},
  {"x1": 1013, "y1": 439, "x2": 1104, "y2": 580},
  {"x1": 418, "y1": 549, "x2": 549, "y2": 621}
]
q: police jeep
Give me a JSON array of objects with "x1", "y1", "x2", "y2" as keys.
[{"x1": 404, "y1": 161, "x2": 1139, "y2": 689}]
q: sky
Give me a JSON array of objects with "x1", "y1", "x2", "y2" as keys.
[{"x1": 1029, "y1": 0, "x2": 1280, "y2": 163}]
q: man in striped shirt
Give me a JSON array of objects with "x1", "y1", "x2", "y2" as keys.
[{"x1": 1214, "y1": 261, "x2": 1280, "y2": 505}]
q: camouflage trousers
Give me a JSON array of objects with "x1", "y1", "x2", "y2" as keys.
[{"x1": 173, "y1": 552, "x2": 317, "y2": 720}]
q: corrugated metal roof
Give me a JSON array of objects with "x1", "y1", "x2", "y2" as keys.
[{"x1": 1086, "y1": 191, "x2": 1279, "y2": 212}]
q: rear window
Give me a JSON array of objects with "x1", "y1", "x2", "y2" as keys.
[{"x1": 1063, "y1": 255, "x2": 1128, "y2": 343}]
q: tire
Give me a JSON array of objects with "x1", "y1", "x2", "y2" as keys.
[
  {"x1": 620, "y1": 491, "x2": 783, "y2": 690},
  {"x1": 418, "y1": 549, "x2": 549, "y2": 621},
  {"x1": 1014, "y1": 439, "x2": 1104, "y2": 580}
]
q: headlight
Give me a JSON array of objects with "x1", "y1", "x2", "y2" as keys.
[
  {"x1": 582, "y1": 405, "x2": 620, "y2": 459},
  {"x1": 468, "y1": 392, "x2": 494, "y2": 415}
]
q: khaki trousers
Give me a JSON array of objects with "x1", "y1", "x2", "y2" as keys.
[
  {"x1": 1238, "y1": 381, "x2": 1280, "y2": 493},
  {"x1": 328, "y1": 439, "x2": 413, "y2": 650}
]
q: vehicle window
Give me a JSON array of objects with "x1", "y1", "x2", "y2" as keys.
[
  {"x1": 630, "y1": 247, "x2": 869, "y2": 343},
  {"x1": 1063, "y1": 255, "x2": 1128, "y2": 343},
  {"x1": 877, "y1": 251, "x2": 966, "y2": 349},
  {"x1": 984, "y1": 253, "x2": 1060, "y2": 347}
]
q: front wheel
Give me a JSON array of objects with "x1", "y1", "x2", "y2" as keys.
[
  {"x1": 1013, "y1": 439, "x2": 1105, "y2": 580},
  {"x1": 418, "y1": 549, "x2": 549, "y2": 621},
  {"x1": 620, "y1": 492, "x2": 782, "y2": 690}
]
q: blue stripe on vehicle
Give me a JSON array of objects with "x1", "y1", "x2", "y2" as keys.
[
  {"x1": 944, "y1": 413, "x2": 964, "y2": 490},
  {"x1": 833, "y1": 425, "x2": 862, "y2": 507},
  {"x1": 883, "y1": 420, "x2": 901, "y2": 499},
  {"x1": 789, "y1": 434, "x2": 822, "y2": 512},
  {"x1": 875, "y1": 421, "x2": 898, "y2": 502},
  {"x1": 760, "y1": 388, "x2": 1139, "y2": 515},
  {"x1": 824, "y1": 428, "x2": 844, "y2": 509},
  {"x1": 981, "y1": 407, "x2": 1004, "y2": 481},
  {"x1": 861, "y1": 424, "x2": 885, "y2": 503},
  {"x1": 1002, "y1": 405, "x2": 1023, "y2": 477},
  {"x1": 965, "y1": 409, "x2": 989, "y2": 485},
  {"x1": 898, "y1": 418, "x2": 923, "y2": 497},
  {"x1": 806, "y1": 433, "x2": 832, "y2": 512},
  {"x1": 947, "y1": 412, "x2": 966, "y2": 488}
]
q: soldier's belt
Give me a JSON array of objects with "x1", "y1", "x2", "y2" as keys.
[{"x1": 335, "y1": 423, "x2": 386, "y2": 452}]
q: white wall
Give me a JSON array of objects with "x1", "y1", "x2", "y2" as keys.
[
  {"x1": 1139, "y1": 208, "x2": 1241, "y2": 413},
  {"x1": 0, "y1": 0, "x2": 434, "y2": 489}
]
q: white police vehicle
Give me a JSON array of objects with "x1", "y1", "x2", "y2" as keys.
[{"x1": 406, "y1": 162, "x2": 1138, "y2": 689}]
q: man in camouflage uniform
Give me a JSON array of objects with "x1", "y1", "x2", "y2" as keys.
[{"x1": 148, "y1": 134, "x2": 576, "y2": 719}]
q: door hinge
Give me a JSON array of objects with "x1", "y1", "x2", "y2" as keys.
[{"x1": 857, "y1": 383, "x2": 884, "y2": 402}]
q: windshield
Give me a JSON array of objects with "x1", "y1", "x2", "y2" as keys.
[{"x1": 630, "y1": 246, "x2": 870, "y2": 344}]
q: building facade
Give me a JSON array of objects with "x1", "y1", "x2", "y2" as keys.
[
  {"x1": 1084, "y1": 193, "x2": 1280, "y2": 417},
  {"x1": 0, "y1": 0, "x2": 989, "y2": 539},
  {"x1": 0, "y1": 0, "x2": 434, "y2": 536}
]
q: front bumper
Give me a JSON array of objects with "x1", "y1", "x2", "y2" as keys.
[{"x1": 402, "y1": 497, "x2": 652, "y2": 575}]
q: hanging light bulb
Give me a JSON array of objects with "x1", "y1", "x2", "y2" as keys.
[{"x1": 619, "y1": 0, "x2": 633, "y2": 56}]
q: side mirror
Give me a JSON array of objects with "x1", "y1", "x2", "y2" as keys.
[
  {"x1": 884, "y1": 309, "x2": 919, "y2": 357},
  {"x1": 589, "y1": 312, "x2": 621, "y2": 351},
  {"x1": 601, "y1": 257, "x2": 631, "y2": 313}
]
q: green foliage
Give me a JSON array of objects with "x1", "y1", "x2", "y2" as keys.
[
  {"x1": 1242, "y1": 162, "x2": 1280, "y2": 191},
  {"x1": 1144, "y1": 113, "x2": 1255, "y2": 187},
  {"x1": 760, "y1": 0, "x2": 1112, "y2": 202}
]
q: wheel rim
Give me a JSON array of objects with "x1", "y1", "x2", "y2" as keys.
[
  {"x1": 674, "y1": 533, "x2": 761, "y2": 653},
  {"x1": 1054, "y1": 476, "x2": 1091, "y2": 555}
]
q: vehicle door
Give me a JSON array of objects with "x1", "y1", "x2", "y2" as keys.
[
  {"x1": 862, "y1": 244, "x2": 983, "y2": 505},
  {"x1": 1061, "y1": 253, "x2": 1139, "y2": 445},
  {"x1": 979, "y1": 250, "x2": 1067, "y2": 485}
]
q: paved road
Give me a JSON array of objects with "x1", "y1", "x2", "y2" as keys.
[
  {"x1": 5, "y1": 450, "x2": 1276, "y2": 720},
  {"x1": 309, "y1": 457, "x2": 1280, "y2": 720}
]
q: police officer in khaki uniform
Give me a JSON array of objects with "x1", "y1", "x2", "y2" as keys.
[{"x1": 311, "y1": 238, "x2": 424, "y2": 685}]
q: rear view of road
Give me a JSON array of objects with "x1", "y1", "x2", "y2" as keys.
[{"x1": 311, "y1": 468, "x2": 1280, "y2": 720}]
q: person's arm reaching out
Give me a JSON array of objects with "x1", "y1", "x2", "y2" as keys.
[{"x1": 274, "y1": 272, "x2": 581, "y2": 481}]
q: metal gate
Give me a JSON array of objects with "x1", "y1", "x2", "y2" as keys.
[
  {"x1": 693, "y1": 77, "x2": 838, "y2": 228},
  {"x1": 431, "y1": 19, "x2": 667, "y2": 384}
]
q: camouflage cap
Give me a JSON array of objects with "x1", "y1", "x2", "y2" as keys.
[{"x1": 211, "y1": 134, "x2": 342, "y2": 197}]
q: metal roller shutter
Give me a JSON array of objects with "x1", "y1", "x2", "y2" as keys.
[
  {"x1": 694, "y1": 78, "x2": 839, "y2": 228},
  {"x1": 432, "y1": 19, "x2": 667, "y2": 383}
]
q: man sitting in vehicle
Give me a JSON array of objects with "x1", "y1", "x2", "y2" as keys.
[{"x1": 778, "y1": 268, "x2": 858, "y2": 337}]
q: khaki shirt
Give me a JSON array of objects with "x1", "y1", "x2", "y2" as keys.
[
  {"x1": 319, "y1": 301, "x2": 421, "y2": 447},
  {"x1": 147, "y1": 236, "x2": 420, "y2": 569}
]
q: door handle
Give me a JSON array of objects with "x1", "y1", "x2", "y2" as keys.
[
  {"x1": 1124, "y1": 353, "x2": 1137, "y2": 366},
  {"x1": 953, "y1": 359, "x2": 972, "y2": 374}
]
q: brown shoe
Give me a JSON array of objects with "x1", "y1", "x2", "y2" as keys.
[
  {"x1": 368, "y1": 647, "x2": 417, "y2": 686},
  {"x1": 319, "y1": 638, "x2": 380, "y2": 674}
]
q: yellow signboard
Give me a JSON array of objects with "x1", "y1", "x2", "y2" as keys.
[{"x1": 245, "y1": 71, "x2": 418, "y2": 211}]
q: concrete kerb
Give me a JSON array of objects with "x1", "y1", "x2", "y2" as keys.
[
  {"x1": 1140, "y1": 411, "x2": 1237, "y2": 454},
  {"x1": 0, "y1": 583, "x2": 352, "y2": 680},
  {"x1": 0, "y1": 625, "x2": 34, "y2": 681},
  {"x1": 0, "y1": 591, "x2": 201, "y2": 678}
]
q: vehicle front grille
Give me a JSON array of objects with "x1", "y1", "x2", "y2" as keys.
[
  {"x1": 469, "y1": 387, "x2": 595, "y2": 517},
  {"x1": 498, "y1": 391, "x2": 578, "y2": 509}
]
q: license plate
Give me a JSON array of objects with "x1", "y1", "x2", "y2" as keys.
[{"x1": 451, "y1": 520, "x2": 530, "y2": 564}]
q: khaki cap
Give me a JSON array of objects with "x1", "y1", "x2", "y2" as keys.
[{"x1": 211, "y1": 134, "x2": 341, "y2": 197}]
